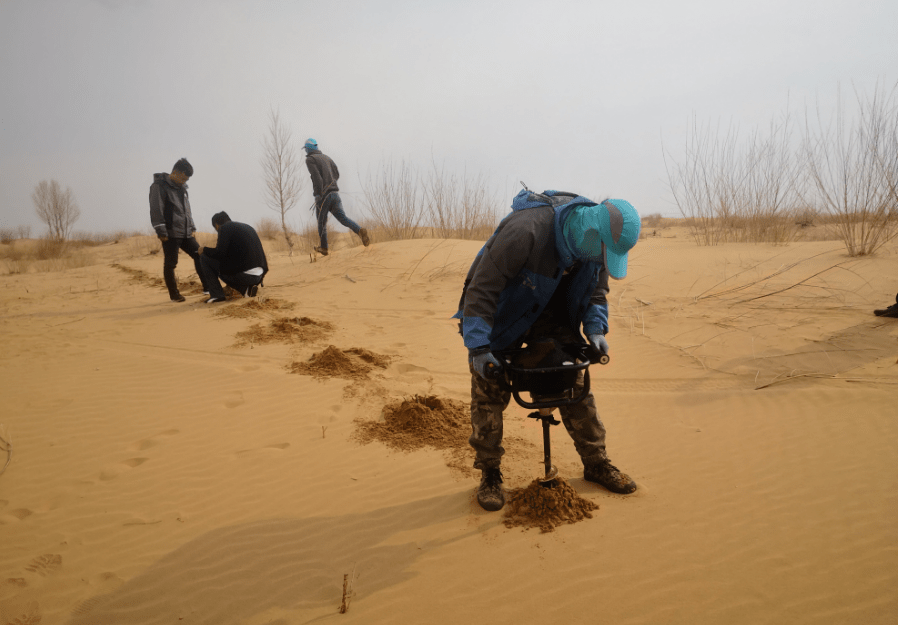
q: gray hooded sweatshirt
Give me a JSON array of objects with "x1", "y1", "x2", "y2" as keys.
[{"x1": 149, "y1": 173, "x2": 197, "y2": 239}]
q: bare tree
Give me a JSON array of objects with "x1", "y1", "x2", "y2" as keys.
[
  {"x1": 31, "y1": 179, "x2": 80, "y2": 242},
  {"x1": 802, "y1": 82, "x2": 898, "y2": 256},
  {"x1": 260, "y1": 108, "x2": 302, "y2": 255},
  {"x1": 361, "y1": 159, "x2": 426, "y2": 240}
]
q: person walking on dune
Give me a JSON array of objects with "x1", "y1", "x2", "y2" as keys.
[
  {"x1": 149, "y1": 157, "x2": 208, "y2": 302},
  {"x1": 303, "y1": 139, "x2": 369, "y2": 255},
  {"x1": 454, "y1": 188, "x2": 641, "y2": 512}
]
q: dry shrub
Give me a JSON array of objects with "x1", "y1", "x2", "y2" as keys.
[
  {"x1": 235, "y1": 316, "x2": 333, "y2": 345},
  {"x1": 503, "y1": 476, "x2": 599, "y2": 533},
  {"x1": 255, "y1": 217, "x2": 282, "y2": 239},
  {"x1": 214, "y1": 297, "x2": 296, "y2": 319},
  {"x1": 0, "y1": 225, "x2": 31, "y2": 243},
  {"x1": 288, "y1": 345, "x2": 390, "y2": 379},
  {"x1": 354, "y1": 395, "x2": 469, "y2": 451},
  {"x1": 361, "y1": 158, "x2": 501, "y2": 242},
  {"x1": 123, "y1": 235, "x2": 162, "y2": 257},
  {"x1": 642, "y1": 213, "x2": 664, "y2": 228},
  {"x1": 34, "y1": 237, "x2": 68, "y2": 260},
  {"x1": 804, "y1": 82, "x2": 898, "y2": 256}
]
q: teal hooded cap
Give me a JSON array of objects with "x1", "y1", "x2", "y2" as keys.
[{"x1": 562, "y1": 199, "x2": 640, "y2": 279}]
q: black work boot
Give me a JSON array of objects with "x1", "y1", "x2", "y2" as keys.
[
  {"x1": 584, "y1": 460, "x2": 637, "y2": 494},
  {"x1": 163, "y1": 267, "x2": 184, "y2": 302},
  {"x1": 874, "y1": 303, "x2": 898, "y2": 318},
  {"x1": 477, "y1": 467, "x2": 506, "y2": 511}
]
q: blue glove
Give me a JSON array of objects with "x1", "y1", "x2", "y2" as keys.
[{"x1": 470, "y1": 347, "x2": 502, "y2": 380}]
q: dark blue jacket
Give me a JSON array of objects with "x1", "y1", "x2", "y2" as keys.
[{"x1": 454, "y1": 191, "x2": 609, "y2": 351}]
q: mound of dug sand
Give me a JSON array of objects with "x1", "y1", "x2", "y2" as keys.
[
  {"x1": 215, "y1": 298, "x2": 296, "y2": 319},
  {"x1": 289, "y1": 345, "x2": 391, "y2": 379},
  {"x1": 235, "y1": 316, "x2": 334, "y2": 346},
  {"x1": 355, "y1": 395, "x2": 470, "y2": 451},
  {"x1": 504, "y1": 477, "x2": 599, "y2": 533}
]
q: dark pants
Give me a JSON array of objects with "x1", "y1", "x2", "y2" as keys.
[
  {"x1": 161, "y1": 237, "x2": 206, "y2": 298},
  {"x1": 469, "y1": 364, "x2": 608, "y2": 470},
  {"x1": 199, "y1": 255, "x2": 262, "y2": 299},
  {"x1": 316, "y1": 192, "x2": 361, "y2": 250}
]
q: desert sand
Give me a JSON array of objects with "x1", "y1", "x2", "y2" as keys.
[{"x1": 1, "y1": 229, "x2": 896, "y2": 624}]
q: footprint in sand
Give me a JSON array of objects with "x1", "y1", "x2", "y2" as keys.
[
  {"x1": 99, "y1": 458, "x2": 149, "y2": 481},
  {"x1": 71, "y1": 572, "x2": 125, "y2": 617},
  {"x1": 235, "y1": 443, "x2": 290, "y2": 456},
  {"x1": 129, "y1": 429, "x2": 181, "y2": 452},
  {"x1": 0, "y1": 596, "x2": 41, "y2": 625},
  {"x1": 223, "y1": 391, "x2": 245, "y2": 409},
  {"x1": 24, "y1": 554, "x2": 62, "y2": 577},
  {"x1": 5, "y1": 508, "x2": 33, "y2": 521}
]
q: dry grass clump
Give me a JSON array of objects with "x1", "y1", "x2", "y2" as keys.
[
  {"x1": 354, "y1": 395, "x2": 469, "y2": 451},
  {"x1": 503, "y1": 477, "x2": 599, "y2": 533},
  {"x1": 214, "y1": 297, "x2": 296, "y2": 319},
  {"x1": 0, "y1": 238, "x2": 97, "y2": 274},
  {"x1": 0, "y1": 225, "x2": 32, "y2": 243},
  {"x1": 288, "y1": 345, "x2": 391, "y2": 379},
  {"x1": 235, "y1": 315, "x2": 333, "y2": 345}
]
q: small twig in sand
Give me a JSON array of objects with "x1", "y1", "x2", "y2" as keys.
[
  {"x1": 339, "y1": 563, "x2": 356, "y2": 613},
  {"x1": 755, "y1": 373, "x2": 898, "y2": 390},
  {"x1": 0, "y1": 425, "x2": 11, "y2": 477},
  {"x1": 343, "y1": 274, "x2": 356, "y2": 283},
  {"x1": 736, "y1": 262, "x2": 847, "y2": 304},
  {"x1": 322, "y1": 426, "x2": 327, "y2": 439},
  {"x1": 49, "y1": 317, "x2": 85, "y2": 327}
]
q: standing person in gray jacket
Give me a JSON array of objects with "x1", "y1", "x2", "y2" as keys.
[
  {"x1": 304, "y1": 139, "x2": 369, "y2": 256},
  {"x1": 149, "y1": 158, "x2": 207, "y2": 302}
]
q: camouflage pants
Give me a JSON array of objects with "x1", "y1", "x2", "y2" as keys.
[{"x1": 468, "y1": 364, "x2": 608, "y2": 470}]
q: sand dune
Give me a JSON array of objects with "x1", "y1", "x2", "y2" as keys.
[{"x1": 1, "y1": 231, "x2": 896, "y2": 624}]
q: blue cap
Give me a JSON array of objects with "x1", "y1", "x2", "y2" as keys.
[
  {"x1": 562, "y1": 199, "x2": 640, "y2": 279},
  {"x1": 304, "y1": 138, "x2": 318, "y2": 150}
]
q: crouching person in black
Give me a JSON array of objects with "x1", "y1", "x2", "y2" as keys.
[{"x1": 198, "y1": 212, "x2": 268, "y2": 304}]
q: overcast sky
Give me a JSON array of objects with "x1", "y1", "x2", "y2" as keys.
[{"x1": 0, "y1": 0, "x2": 895, "y2": 235}]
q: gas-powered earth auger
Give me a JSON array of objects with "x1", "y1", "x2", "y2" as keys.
[{"x1": 484, "y1": 338, "x2": 609, "y2": 488}]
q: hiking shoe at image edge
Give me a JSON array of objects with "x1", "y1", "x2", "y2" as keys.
[
  {"x1": 584, "y1": 461, "x2": 637, "y2": 494},
  {"x1": 477, "y1": 467, "x2": 506, "y2": 511},
  {"x1": 359, "y1": 228, "x2": 370, "y2": 247},
  {"x1": 874, "y1": 304, "x2": 898, "y2": 318}
]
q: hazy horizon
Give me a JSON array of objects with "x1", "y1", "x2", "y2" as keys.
[{"x1": 1, "y1": 0, "x2": 895, "y2": 236}]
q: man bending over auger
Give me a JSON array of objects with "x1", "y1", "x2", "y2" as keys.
[{"x1": 454, "y1": 188, "x2": 641, "y2": 511}]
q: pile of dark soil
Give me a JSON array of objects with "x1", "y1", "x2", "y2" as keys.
[
  {"x1": 111, "y1": 262, "x2": 204, "y2": 295},
  {"x1": 236, "y1": 316, "x2": 334, "y2": 346},
  {"x1": 289, "y1": 345, "x2": 391, "y2": 379},
  {"x1": 215, "y1": 297, "x2": 296, "y2": 319},
  {"x1": 503, "y1": 477, "x2": 599, "y2": 533},
  {"x1": 355, "y1": 395, "x2": 469, "y2": 451}
]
